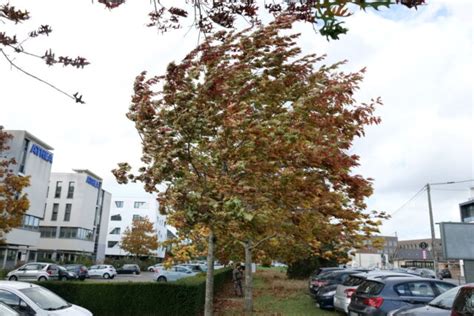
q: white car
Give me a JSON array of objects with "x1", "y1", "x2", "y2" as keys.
[
  {"x1": 88, "y1": 265, "x2": 116, "y2": 279},
  {"x1": 0, "y1": 281, "x2": 92, "y2": 315},
  {"x1": 154, "y1": 265, "x2": 197, "y2": 282},
  {"x1": 147, "y1": 264, "x2": 163, "y2": 272}
]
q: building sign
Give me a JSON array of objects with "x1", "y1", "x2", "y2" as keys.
[
  {"x1": 30, "y1": 144, "x2": 53, "y2": 163},
  {"x1": 86, "y1": 176, "x2": 101, "y2": 189}
]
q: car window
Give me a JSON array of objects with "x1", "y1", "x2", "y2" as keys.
[
  {"x1": 344, "y1": 275, "x2": 365, "y2": 286},
  {"x1": 434, "y1": 282, "x2": 456, "y2": 293},
  {"x1": 429, "y1": 286, "x2": 461, "y2": 309},
  {"x1": 90, "y1": 265, "x2": 99, "y2": 269},
  {"x1": 24, "y1": 264, "x2": 39, "y2": 271},
  {"x1": 0, "y1": 290, "x2": 21, "y2": 306},
  {"x1": 357, "y1": 281, "x2": 384, "y2": 295},
  {"x1": 402, "y1": 282, "x2": 435, "y2": 297},
  {"x1": 452, "y1": 287, "x2": 474, "y2": 314},
  {"x1": 20, "y1": 287, "x2": 70, "y2": 311},
  {"x1": 0, "y1": 302, "x2": 19, "y2": 316},
  {"x1": 176, "y1": 267, "x2": 188, "y2": 273}
]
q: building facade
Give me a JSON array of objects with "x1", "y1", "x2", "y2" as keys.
[
  {"x1": 1, "y1": 130, "x2": 54, "y2": 268},
  {"x1": 37, "y1": 170, "x2": 111, "y2": 263},
  {"x1": 105, "y1": 196, "x2": 167, "y2": 258}
]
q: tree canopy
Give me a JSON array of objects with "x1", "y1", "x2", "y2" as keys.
[{"x1": 120, "y1": 216, "x2": 160, "y2": 257}]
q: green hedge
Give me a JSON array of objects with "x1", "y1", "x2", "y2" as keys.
[{"x1": 38, "y1": 268, "x2": 231, "y2": 316}]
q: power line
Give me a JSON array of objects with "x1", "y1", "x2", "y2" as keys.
[
  {"x1": 389, "y1": 186, "x2": 426, "y2": 217},
  {"x1": 430, "y1": 179, "x2": 474, "y2": 186}
]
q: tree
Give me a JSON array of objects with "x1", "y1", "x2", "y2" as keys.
[
  {"x1": 0, "y1": 127, "x2": 30, "y2": 243},
  {"x1": 1, "y1": 3, "x2": 89, "y2": 103},
  {"x1": 120, "y1": 216, "x2": 159, "y2": 258},
  {"x1": 99, "y1": 0, "x2": 425, "y2": 39},
  {"x1": 113, "y1": 15, "x2": 387, "y2": 315}
]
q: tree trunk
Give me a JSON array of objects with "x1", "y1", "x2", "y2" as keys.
[
  {"x1": 204, "y1": 229, "x2": 215, "y2": 316},
  {"x1": 244, "y1": 240, "x2": 253, "y2": 315}
]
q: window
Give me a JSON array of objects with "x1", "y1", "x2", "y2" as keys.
[
  {"x1": 64, "y1": 204, "x2": 72, "y2": 221},
  {"x1": 19, "y1": 138, "x2": 30, "y2": 174},
  {"x1": 22, "y1": 215, "x2": 39, "y2": 230},
  {"x1": 51, "y1": 203, "x2": 59, "y2": 221},
  {"x1": 109, "y1": 227, "x2": 121, "y2": 235},
  {"x1": 434, "y1": 282, "x2": 456, "y2": 293},
  {"x1": 67, "y1": 182, "x2": 75, "y2": 199},
  {"x1": 0, "y1": 289, "x2": 22, "y2": 307},
  {"x1": 108, "y1": 241, "x2": 119, "y2": 248},
  {"x1": 111, "y1": 214, "x2": 122, "y2": 221},
  {"x1": 395, "y1": 282, "x2": 435, "y2": 297},
  {"x1": 59, "y1": 227, "x2": 93, "y2": 240},
  {"x1": 54, "y1": 181, "x2": 62, "y2": 198},
  {"x1": 132, "y1": 215, "x2": 143, "y2": 221},
  {"x1": 134, "y1": 201, "x2": 146, "y2": 208},
  {"x1": 40, "y1": 227, "x2": 57, "y2": 238},
  {"x1": 115, "y1": 201, "x2": 124, "y2": 208},
  {"x1": 46, "y1": 186, "x2": 49, "y2": 198}
]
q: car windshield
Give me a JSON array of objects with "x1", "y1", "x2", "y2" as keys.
[
  {"x1": 343, "y1": 275, "x2": 365, "y2": 286},
  {"x1": 357, "y1": 280, "x2": 384, "y2": 295},
  {"x1": 428, "y1": 286, "x2": 461, "y2": 309},
  {"x1": 65, "y1": 266, "x2": 76, "y2": 271},
  {"x1": 19, "y1": 287, "x2": 71, "y2": 311}
]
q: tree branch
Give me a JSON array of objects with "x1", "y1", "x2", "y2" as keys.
[{"x1": 0, "y1": 48, "x2": 84, "y2": 103}]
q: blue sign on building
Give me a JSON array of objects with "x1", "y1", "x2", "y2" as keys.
[
  {"x1": 30, "y1": 144, "x2": 53, "y2": 163},
  {"x1": 86, "y1": 176, "x2": 101, "y2": 189}
]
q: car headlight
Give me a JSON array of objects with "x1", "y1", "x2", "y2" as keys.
[{"x1": 322, "y1": 290, "x2": 336, "y2": 297}]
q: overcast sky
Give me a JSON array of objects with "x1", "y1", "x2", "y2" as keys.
[{"x1": 1, "y1": 0, "x2": 472, "y2": 241}]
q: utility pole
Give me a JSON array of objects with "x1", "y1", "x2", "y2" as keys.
[{"x1": 426, "y1": 183, "x2": 438, "y2": 273}]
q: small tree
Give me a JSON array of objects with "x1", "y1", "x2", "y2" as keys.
[
  {"x1": 120, "y1": 216, "x2": 159, "y2": 258},
  {"x1": 0, "y1": 127, "x2": 30, "y2": 243}
]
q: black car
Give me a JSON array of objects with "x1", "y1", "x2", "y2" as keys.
[
  {"x1": 439, "y1": 268, "x2": 452, "y2": 279},
  {"x1": 58, "y1": 265, "x2": 77, "y2": 281},
  {"x1": 117, "y1": 264, "x2": 141, "y2": 275},
  {"x1": 311, "y1": 269, "x2": 370, "y2": 299},
  {"x1": 64, "y1": 264, "x2": 89, "y2": 280},
  {"x1": 308, "y1": 267, "x2": 346, "y2": 294},
  {"x1": 348, "y1": 277, "x2": 456, "y2": 316}
]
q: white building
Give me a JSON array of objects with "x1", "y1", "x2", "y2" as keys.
[
  {"x1": 105, "y1": 196, "x2": 167, "y2": 258},
  {"x1": 1, "y1": 130, "x2": 54, "y2": 268},
  {"x1": 37, "y1": 170, "x2": 111, "y2": 263}
]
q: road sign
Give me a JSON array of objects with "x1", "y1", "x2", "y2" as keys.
[{"x1": 419, "y1": 242, "x2": 428, "y2": 249}]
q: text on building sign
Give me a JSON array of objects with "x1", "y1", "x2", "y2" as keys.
[
  {"x1": 30, "y1": 144, "x2": 53, "y2": 163},
  {"x1": 86, "y1": 176, "x2": 100, "y2": 188}
]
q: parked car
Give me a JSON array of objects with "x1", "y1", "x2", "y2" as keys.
[
  {"x1": 0, "y1": 281, "x2": 92, "y2": 315},
  {"x1": 57, "y1": 266, "x2": 77, "y2": 281},
  {"x1": 147, "y1": 263, "x2": 163, "y2": 272},
  {"x1": 313, "y1": 269, "x2": 373, "y2": 309},
  {"x1": 182, "y1": 263, "x2": 207, "y2": 273},
  {"x1": 116, "y1": 264, "x2": 141, "y2": 275},
  {"x1": 451, "y1": 283, "x2": 474, "y2": 316},
  {"x1": 64, "y1": 264, "x2": 89, "y2": 280},
  {"x1": 88, "y1": 264, "x2": 117, "y2": 279},
  {"x1": 406, "y1": 267, "x2": 438, "y2": 279},
  {"x1": 439, "y1": 268, "x2": 452, "y2": 279},
  {"x1": 310, "y1": 269, "x2": 369, "y2": 297},
  {"x1": 309, "y1": 268, "x2": 345, "y2": 294},
  {"x1": 347, "y1": 276, "x2": 456, "y2": 316},
  {"x1": 334, "y1": 271, "x2": 421, "y2": 314},
  {"x1": 388, "y1": 284, "x2": 465, "y2": 315},
  {"x1": 154, "y1": 265, "x2": 197, "y2": 282},
  {"x1": 6, "y1": 263, "x2": 59, "y2": 281}
]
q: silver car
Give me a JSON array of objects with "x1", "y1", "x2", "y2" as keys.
[
  {"x1": 334, "y1": 271, "x2": 419, "y2": 314},
  {"x1": 6, "y1": 263, "x2": 59, "y2": 282},
  {"x1": 88, "y1": 264, "x2": 117, "y2": 279},
  {"x1": 155, "y1": 265, "x2": 197, "y2": 282}
]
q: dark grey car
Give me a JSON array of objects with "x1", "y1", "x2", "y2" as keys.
[{"x1": 348, "y1": 277, "x2": 456, "y2": 316}]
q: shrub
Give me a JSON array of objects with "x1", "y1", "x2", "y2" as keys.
[
  {"x1": 286, "y1": 257, "x2": 339, "y2": 279},
  {"x1": 39, "y1": 268, "x2": 232, "y2": 316}
]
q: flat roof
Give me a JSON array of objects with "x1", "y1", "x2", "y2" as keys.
[
  {"x1": 6, "y1": 130, "x2": 54, "y2": 150},
  {"x1": 72, "y1": 169, "x2": 103, "y2": 181}
]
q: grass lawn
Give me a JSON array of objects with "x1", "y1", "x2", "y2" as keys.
[{"x1": 214, "y1": 268, "x2": 341, "y2": 315}]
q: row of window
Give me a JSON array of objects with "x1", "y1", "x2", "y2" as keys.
[
  {"x1": 39, "y1": 226, "x2": 93, "y2": 240},
  {"x1": 22, "y1": 215, "x2": 40, "y2": 230},
  {"x1": 114, "y1": 201, "x2": 147, "y2": 209},
  {"x1": 47, "y1": 181, "x2": 75, "y2": 199},
  {"x1": 50, "y1": 203, "x2": 72, "y2": 222}
]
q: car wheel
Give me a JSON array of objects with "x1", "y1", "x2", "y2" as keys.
[
  {"x1": 157, "y1": 276, "x2": 167, "y2": 282},
  {"x1": 103, "y1": 273, "x2": 110, "y2": 279},
  {"x1": 8, "y1": 275, "x2": 18, "y2": 281},
  {"x1": 148, "y1": 268, "x2": 154, "y2": 272},
  {"x1": 38, "y1": 276, "x2": 47, "y2": 282}
]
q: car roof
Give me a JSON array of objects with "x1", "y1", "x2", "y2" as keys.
[
  {"x1": 366, "y1": 276, "x2": 438, "y2": 283},
  {"x1": 353, "y1": 271, "x2": 417, "y2": 278},
  {"x1": 0, "y1": 281, "x2": 39, "y2": 290}
]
